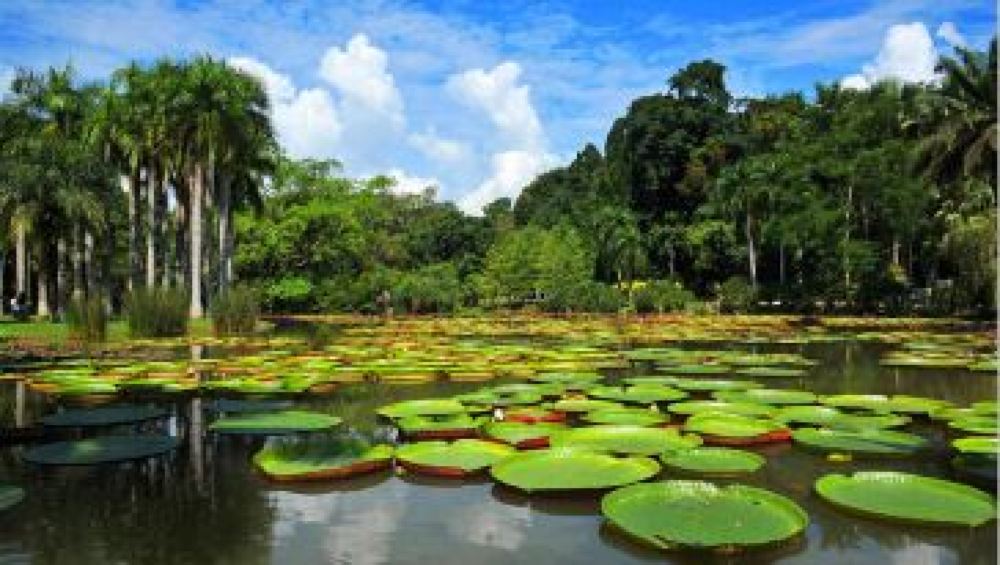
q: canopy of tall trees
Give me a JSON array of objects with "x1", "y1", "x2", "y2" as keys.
[{"x1": 0, "y1": 38, "x2": 994, "y2": 318}]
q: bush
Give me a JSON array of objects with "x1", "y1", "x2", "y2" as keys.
[
  {"x1": 263, "y1": 277, "x2": 315, "y2": 313},
  {"x1": 125, "y1": 288, "x2": 188, "y2": 338},
  {"x1": 212, "y1": 285, "x2": 260, "y2": 336},
  {"x1": 717, "y1": 276, "x2": 757, "y2": 313},
  {"x1": 65, "y1": 296, "x2": 107, "y2": 342},
  {"x1": 632, "y1": 280, "x2": 697, "y2": 313},
  {"x1": 393, "y1": 263, "x2": 462, "y2": 314}
]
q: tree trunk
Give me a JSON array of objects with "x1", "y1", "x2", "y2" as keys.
[
  {"x1": 217, "y1": 174, "x2": 232, "y2": 295},
  {"x1": 844, "y1": 185, "x2": 853, "y2": 300},
  {"x1": 667, "y1": 247, "x2": 675, "y2": 278},
  {"x1": 15, "y1": 223, "x2": 26, "y2": 295},
  {"x1": 56, "y1": 238, "x2": 67, "y2": 313},
  {"x1": 189, "y1": 163, "x2": 204, "y2": 318},
  {"x1": 175, "y1": 203, "x2": 188, "y2": 288},
  {"x1": 891, "y1": 238, "x2": 901, "y2": 267},
  {"x1": 36, "y1": 256, "x2": 49, "y2": 318},
  {"x1": 126, "y1": 172, "x2": 140, "y2": 292},
  {"x1": 745, "y1": 210, "x2": 758, "y2": 290},
  {"x1": 147, "y1": 162, "x2": 158, "y2": 288},
  {"x1": 72, "y1": 226, "x2": 84, "y2": 300},
  {"x1": 158, "y1": 181, "x2": 170, "y2": 288},
  {"x1": 84, "y1": 230, "x2": 95, "y2": 296}
]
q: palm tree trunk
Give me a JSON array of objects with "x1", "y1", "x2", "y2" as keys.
[
  {"x1": 158, "y1": 183, "x2": 170, "y2": 288},
  {"x1": 147, "y1": 162, "x2": 158, "y2": 288},
  {"x1": 15, "y1": 223, "x2": 27, "y2": 295},
  {"x1": 745, "y1": 210, "x2": 758, "y2": 290},
  {"x1": 36, "y1": 254, "x2": 50, "y2": 318},
  {"x1": 175, "y1": 203, "x2": 188, "y2": 288},
  {"x1": 72, "y1": 225, "x2": 84, "y2": 300},
  {"x1": 891, "y1": 237, "x2": 901, "y2": 267},
  {"x1": 126, "y1": 172, "x2": 140, "y2": 292},
  {"x1": 84, "y1": 230, "x2": 95, "y2": 296},
  {"x1": 189, "y1": 162, "x2": 205, "y2": 318},
  {"x1": 56, "y1": 238, "x2": 67, "y2": 313},
  {"x1": 217, "y1": 173, "x2": 231, "y2": 295}
]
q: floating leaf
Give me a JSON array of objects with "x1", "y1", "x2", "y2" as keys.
[
  {"x1": 668, "y1": 401, "x2": 774, "y2": 418},
  {"x1": 482, "y1": 421, "x2": 566, "y2": 448},
  {"x1": 550, "y1": 425, "x2": 700, "y2": 455},
  {"x1": 210, "y1": 410, "x2": 342, "y2": 435},
  {"x1": 659, "y1": 447, "x2": 765, "y2": 476},
  {"x1": 583, "y1": 408, "x2": 669, "y2": 427},
  {"x1": 714, "y1": 389, "x2": 817, "y2": 405},
  {"x1": 490, "y1": 447, "x2": 659, "y2": 491},
  {"x1": 253, "y1": 436, "x2": 393, "y2": 481},
  {"x1": 953, "y1": 437, "x2": 998, "y2": 455},
  {"x1": 0, "y1": 485, "x2": 24, "y2": 511},
  {"x1": 792, "y1": 428, "x2": 926, "y2": 455},
  {"x1": 22, "y1": 435, "x2": 180, "y2": 465},
  {"x1": 376, "y1": 399, "x2": 467, "y2": 419},
  {"x1": 601, "y1": 481, "x2": 808, "y2": 550},
  {"x1": 815, "y1": 471, "x2": 996, "y2": 526},
  {"x1": 40, "y1": 405, "x2": 168, "y2": 427},
  {"x1": 683, "y1": 413, "x2": 786, "y2": 439},
  {"x1": 396, "y1": 439, "x2": 515, "y2": 476}
]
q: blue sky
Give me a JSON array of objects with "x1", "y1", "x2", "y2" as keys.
[{"x1": 0, "y1": 0, "x2": 994, "y2": 212}]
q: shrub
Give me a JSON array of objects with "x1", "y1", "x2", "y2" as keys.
[
  {"x1": 124, "y1": 288, "x2": 188, "y2": 338},
  {"x1": 65, "y1": 296, "x2": 107, "y2": 342},
  {"x1": 717, "y1": 276, "x2": 757, "y2": 313},
  {"x1": 263, "y1": 277, "x2": 315, "y2": 313},
  {"x1": 212, "y1": 285, "x2": 260, "y2": 336},
  {"x1": 632, "y1": 280, "x2": 697, "y2": 313}
]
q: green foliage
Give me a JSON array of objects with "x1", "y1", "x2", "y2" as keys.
[
  {"x1": 124, "y1": 288, "x2": 188, "y2": 338},
  {"x1": 632, "y1": 280, "x2": 696, "y2": 313},
  {"x1": 716, "y1": 276, "x2": 756, "y2": 313},
  {"x1": 393, "y1": 262, "x2": 462, "y2": 313},
  {"x1": 65, "y1": 295, "x2": 107, "y2": 342},
  {"x1": 211, "y1": 284, "x2": 260, "y2": 336}
]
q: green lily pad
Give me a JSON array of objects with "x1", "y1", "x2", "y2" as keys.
[
  {"x1": 668, "y1": 401, "x2": 774, "y2": 418},
  {"x1": 550, "y1": 425, "x2": 701, "y2": 455},
  {"x1": 659, "y1": 447, "x2": 765, "y2": 476},
  {"x1": 549, "y1": 398, "x2": 623, "y2": 413},
  {"x1": 40, "y1": 405, "x2": 168, "y2": 427},
  {"x1": 482, "y1": 421, "x2": 566, "y2": 447},
  {"x1": 490, "y1": 447, "x2": 659, "y2": 491},
  {"x1": 733, "y1": 367, "x2": 807, "y2": 378},
  {"x1": 949, "y1": 416, "x2": 997, "y2": 435},
  {"x1": 601, "y1": 481, "x2": 808, "y2": 550},
  {"x1": 253, "y1": 437, "x2": 393, "y2": 480},
  {"x1": 884, "y1": 395, "x2": 951, "y2": 415},
  {"x1": 683, "y1": 413, "x2": 786, "y2": 438},
  {"x1": 972, "y1": 401, "x2": 998, "y2": 416},
  {"x1": 953, "y1": 437, "x2": 998, "y2": 455},
  {"x1": 22, "y1": 435, "x2": 180, "y2": 465},
  {"x1": 376, "y1": 399, "x2": 468, "y2": 418},
  {"x1": 792, "y1": 428, "x2": 926, "y2": 455},
  {"x1": 773, "y1": 405, "x2": 844, "y2": 426},
  {"x1": 815, "y1": 471, "x2": 996, "y2": 526},
  {"x1": 0, "y1": 485, "x2": 24, "y2": 511},
  {"x1": 671, "y1": 379, "x2": 762, "y2": 392},
  {"x1": 211, "y1": 399, "x2": 293, "y2": 413},
  {"x1": 583, "y1": 408, "x2": 669, "y2": 427},
  {"x1": 588, "y1": 385, "x2": 687, "y2": 404},
  {"x1": 395, "y1": 439, "x2": 515, "y2": 474},
  {"x1": 210, "y1": 410, "x2": 342, "y2": 435},
  {"x1": 827, "y1": 413, "x2": 911, "y2": 431},
  {"x1": 397, "y1": 414, "x2": 485, "y2": 435},
  {"x1": 820, "y1": 394, "x2": 891, "y2": 411},
  {"x1": 659, "y1": 363, "x2": 731, "y2": 376},
  {"x1": 530, "y1": 372, "x2": 603, "y2": 385},
  {"x1": 714, "y1": 389, "x2": 817, "y2": 405}
]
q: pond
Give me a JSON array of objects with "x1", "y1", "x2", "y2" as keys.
[{"x1": 0, "y1": 319, "x2": 994, "y2": 564}]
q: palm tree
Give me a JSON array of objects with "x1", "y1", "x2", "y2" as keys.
[{"x1": 912, "y1": 38, "x2": 997, "y2": 190}]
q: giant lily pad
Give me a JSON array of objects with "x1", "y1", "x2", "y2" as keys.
[
  {"x1": 376, "y1": 399, "x2": 467, "y2": 419},
  {"x1": 683, "y1": 413, "x2": 789, "y2": 445},
  {"x1": 40, "y1": 405, "x2": 168, "y2": 427},
  {"x1": 773, "y1": 405, "x2": 843, "y2": 427},
  {"x1": 22, "y1": 435, "x2": 180, "y2": 465},
  {"x1": 549, "y1": 398, "x2": 623, "y2": 413},
  {"x1": 396, "y1": 439, "x2": 515, "y2": 477},
  {"x1": 0, "y1": 485, "x2": 24, "y2": 511},
  {"x1": 550, "y1": 425, "x2": 700, "y2": 455},
  {"x1": 827, "y1": 413, "x2": 910, "y2": 431},
  {"x1": 583, "y1": 408, "x2": 669, "y2": 427},
  {"x1": 714, "y1": 389, "x2": 816, "y2": 406},
  {"x1": 588, "y1": 385, "x2": 686, "y2": 404},
  {"x1": 659, "y1": 447, "x2": 765, "y2": 476},
  {"x1": 253, "y1": 437, "x2": 393, "y2": 481},
  {"x1": 482, "y1": 421, "x2": 566, "y2": 449},
  {"x1": 396, "y1": 414, "x2": 485, "y2": 439},
  {"x1": 601, "y1": 481, "x2": 808, "y2": 550},
  {"x1": 733, "y1": 367, "x2": 807, "y2": 378},
  {"x1": 671, "y1": 379, "x2": 762, "y2": 393},
  {"x1": 949, "y1": 416, "x2": 997, "y2": 435},
  {"x1": 815, "y1": 472, "x2": 995, "y2": 526},
  {"x1": 792, "y1": 428, "x2": 926, "y2": 455},
  {"x1": 530, "y1": 372, "x2": 603, "y2": 386},
  {"x1": 953, "y1": 437, "x2": 998, "y2": 456},
  {"x1": 668, "y1": 401, "x2": 774, "y2": 418},
  {"x1": 490, "y1": 447, "x2": 659, "y2": 491},
  {"x1": 210, "y1": 410, "x2": 341, "y2": 435}
]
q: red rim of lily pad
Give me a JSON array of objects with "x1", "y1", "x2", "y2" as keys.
[
  {"x1": 504, "y1": 409, "x2": 567, "y2": 424},
  {"x1": 701, "y1": 428, "x2": 793, "y2": 446},
  {"x1": 260, "y1": 458, "x2": 392, "y2": 482}
]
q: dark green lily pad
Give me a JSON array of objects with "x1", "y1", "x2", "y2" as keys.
[
  {"x1": 733, "y1": 367, "x2": 807, "y2": 378},
  {"x1": 490, "y1": 447, "x2": 659, "y2": 491},
  {"x1": 792, "y1": 428, "x2": 926, "y2": 455},
  {"x1": 815, "y1": 471, "x2": 996, "y2": 526},
  {"x1": 550, "y1": 425, "x2": 701, "y2": 455},
  {"x1": 601, "y1": 481, "x2": 808, "y2": 550},
  {"x1": 40, "y1": 405, "x2": 168, "y2": 427},
  {"x1": 23, "y1": 435, "x2": 180, "y2": 465},
  {"x1": 660, "y1": 447, "x2": 765, "y2": 476},
  {"x1": 0, "y1": 485, "x2": 24, "y2": 511},
  {"x1": 210, "y1": 410, "x2": 342, "y2": 435}
]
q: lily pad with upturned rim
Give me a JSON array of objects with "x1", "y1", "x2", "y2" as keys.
[
  {"x1": 792, "y1": 427, "x2": 926, "y2": 456},
  {"x1": 952, "y1": 437, "x2": 998, "y2": 455},
  {"x1": 482, "y1": 421, "x2": 567, "y2": 449},
  {"x1": 22, "y1": 435, "x2": 180, "y2": 465},
  {"x1": 814, "y1": 471, "x2": 995, "y2": 526},
  {"x1": 668, "y1": 401, "x2": 775, "y2": 418},
  {"x1": 549, "y1": 425, "x2": 701, "y2": 455},
  {"x1": 395, "y1": 439, "x2": 515, "y2": 477},
  {"x1": 659, "y1": 447, "x2": 765, "y2": 476},
  {"x1": 253, "y1": 437, "x2": 393, "y2": 481},
  {"x1": 396, "y1": 414, "x2": 485, "y2": 439},
  {"x1": 0, "y1": 486, "x2": 24, "y2": 511},
  {"x1": 376, "y1": 399, "x2": 468, "y2": 419},
  {"x1": 671, "y1": 379, "x2": 763, "y2": 393},
  {"x1": 601, "y1": 481, "x2": 808, "y2": 550},
  {"x1": 40, "y1": 405, "x2": 168, "y2": 427},
  {"x1": 583, "y1": 408, "x2": 669, "y2": 427},
  {"x1": 683, "y1": 413, "x2": 787, "y2": 439},
  {"x1": 948, "y1": 416, "x2": 997, "y2": 435},
  {"x1": 549, "y1": 398, "x2": 623, "y2": 413},
  {"x1": 210, "y1": 410, "x2": 342, "y2": 435},
  {"x1": 588, "y1": 385, "x2": 687, "y2": 404},
  {"x1": 489, "y1": 447, "x2": 659, "y2": 492},
  {"x1": 713, "y1": 389, "x2": 817, "y2": 406}
]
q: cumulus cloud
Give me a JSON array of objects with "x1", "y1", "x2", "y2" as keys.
[
  {"x1": 447, "y1": 61, "x2": 545, "y2": 149},
  {"x1": 229, "y1": 57, "x2": 342, "y2": 158},
  {"x1": 459, "y1": 150, "x2": 557, "y2": 215},
  {"x1": 320, "y1": 34, "x2": 404, "y2": 128},
  {"x1": 936, "y1": 21, "x2": 966, "y2": 48},
  {"x1": 840, "y1": 22, "x2": 940, "y2": 90},
  {"x1": 407, "y1": 129, "x2": 469, "y2": 163},
  {"x1": 385, "y1": 168, "x2": 441, "y2": 196}
]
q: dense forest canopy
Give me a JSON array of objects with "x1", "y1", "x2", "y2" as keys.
[{"x1": 0, "y1": 39, "x2": 995, "y2": 318}]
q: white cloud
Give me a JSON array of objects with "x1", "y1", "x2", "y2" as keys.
[
  {"x1": 407, "y1": 129, "x2": 469, "y2": 163},
  {"x1": 385, "y1": 168, "x2": 441, "y2": 196},
  {"x1": 447, "y1": 61, "x2": 545, "y2": 149},
  {"x1": 936, "y1": 21, "x2": 966, "y2": 48},
  {"x1": 840, "y1": 22, "x2": 940, "y2": 90},
  {"x1": 229, "y1": 57, "x2": 343, "y2": 159},
  {"x1": 319, "y1": 33, "x2": 404, "y2": 128},
  {"x1": 459, "y1": 150, "x2": 557, "y2": 215}
]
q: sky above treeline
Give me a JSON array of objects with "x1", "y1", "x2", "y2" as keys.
[{"x1": 0, "y1": 0, "x2": 994, "y2": 214}]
